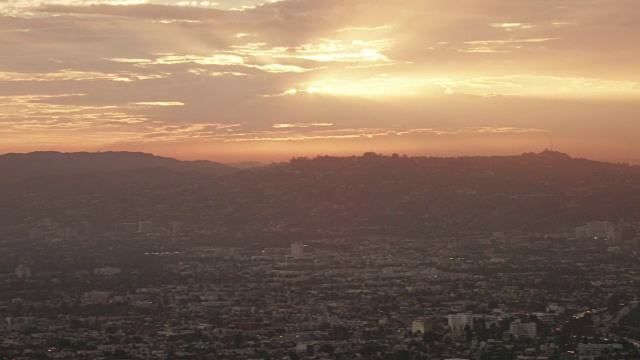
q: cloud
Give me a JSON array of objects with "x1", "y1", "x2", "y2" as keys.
[
  {"x1": 149, "y1": 53, "x2": 245, "y2": 65},
  {"x1": 211, "y1": 125, "x2": 549, "y2": 143},
  {"x1": 34, "y1": 3, "x2": 228, "y2": 19},
  {"x1": 1, "y1": 0, "x2": 639, "y2": 161},
  {"x1": 272, "y1": 123, "x2": 333, "y2": 129},
  {"x1": 133, "y1": 101, "x2": 184, "y2": 106}
]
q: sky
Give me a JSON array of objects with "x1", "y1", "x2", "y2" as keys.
[{"x1": 1, "y1": 0, "x2": 639, "y2": 163}]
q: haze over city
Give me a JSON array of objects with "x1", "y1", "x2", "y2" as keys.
[
  {"x1": 3, "y1": 2, "x2": 640, "y2": 357},
  {"x1": 2, "y1": 0, "x2": 640, "y2": 162}
]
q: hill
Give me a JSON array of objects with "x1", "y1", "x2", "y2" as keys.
[
  {"x1": 0, "y1": 151, "x2": 235, "y2": 183},
  {"x1": 1, "y1": 150, "x2": 639, "y2": 239},
  {"x1": 226, "y1": 161, "x2": 268, "y2": 169}
]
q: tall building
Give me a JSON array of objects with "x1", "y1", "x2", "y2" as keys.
[
  {"x1": 424, "y1": 317, "x2": 440, "y2": 332},
  {"x1": 447, "y1": 313, "x2": 473, "y2": 337},
  {"x1": 138, "y1": 221, "x2": 153, "y2": 234},
  {"x1": 78, "y1": 221, "x2": 91, "y2": 236},
  {"x1": 170, "y1": 221, "x2": 182, "y2": 236},
  {"x1": 291, "y1": 242, "x2": 304, "y2": 258},
  {"x1": 509, "y1": 319, "x2": 537, "y2": 338},
  {"x1": 575, "y1": 220, "x2": 616, "y2": 240},
  {"x1": 615, "y1": 219, "x2": 637, "y2": 244},
  {"x1": 115, "y1": 222, "x2": 137, "y2": 233},
  {"x1": 411, "y1": 319, "x2": 425, "y2": 334}
]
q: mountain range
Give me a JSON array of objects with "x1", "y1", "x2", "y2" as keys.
[
  {"x1": 0, "y1": 151, "x2": 235, "y2": 183},
  {"x1": 1, "y1": 150, "x2": 639, "y2": 238}
]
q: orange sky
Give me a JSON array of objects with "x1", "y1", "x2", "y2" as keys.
[{"x1": 1, "y1": 0, "x2": 639, "y2": 163}]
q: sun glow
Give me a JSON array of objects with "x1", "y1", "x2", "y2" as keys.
[
  {"x1": 296, "y1": 77, "x2": 443, "y2": 97},
  {"x1": 2, "y1": 0, "x2": 639, "y2": 162},
  {"x1": 282, "y1": 75, "x2": 640, "y2": 98}
]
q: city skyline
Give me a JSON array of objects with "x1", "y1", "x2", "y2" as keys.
[{"x1": 2, "y1": 0, "x2": 639, "y2": 163}]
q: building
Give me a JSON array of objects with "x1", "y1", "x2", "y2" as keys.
[
  {"x1": 615, "y1": 219, "x2": 637, "y2": 244},
  {"x1": 81, "y1": 291, "x2": 111, "y2": 305},
  {"x1": 447, "y1": 313, "x2": 473, "y2": 337},
  {"x1": 169, "y1": 221, "x2": 182, "y2": 236},
  {"x1": 15, "y1": 264, "x2": 31, "y2": 278},
  {"x1": 411, "y1": 319, "x2": 425, "y2": 334},
  {"x1": 138, "y1": 221, "x2": 154, "y2": 234},
  {"x1": 291, "y1": 242, "x2": 304, "y2": 258},
  {"x1": 3, "y1": 317, "x2": 34, "y2": 331},
  {"x1": 510, "y1": 319, "x2": 537, "y2": 338},
  {"x1": 423, "y1": 317, "x2": 440, "y2": 332},
  {"x1": 94, "y1": 267, "x2": 122, "y2": 276},
  {"x1": 575, "y1": 221, "x2": 616, "y2": 240},
  {"x1": 115, "y1": 222, "x2": 138, "y2": 233},
  {"x1": 576, "y1": 343, "x2": 623, "y2": 358}
]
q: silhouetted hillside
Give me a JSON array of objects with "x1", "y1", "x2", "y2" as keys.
[
  {"x1": 206, "y1": 151, "x2": 640, "y2": 237},
  {"x1": 1, "y1": 151, "x2": 639, "y2": 239},
  {"x1": 0, "y1": 151, "x2": 235, "y2": 183},
  {"x1": 226, "y1": 161, "x2": 268, "y2": 169}
]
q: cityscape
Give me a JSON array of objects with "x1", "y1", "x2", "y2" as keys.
[
  {"x1": 1, "y1": 151, "x2": 639, "y2": 359},
  {"x1": 2, "y1": 0, "x2": 640, "y2": 358}
]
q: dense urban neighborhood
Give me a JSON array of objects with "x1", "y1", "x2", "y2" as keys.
[
  {"x1": 1, "y1": 152, "x2": 640, "y2": 359},
  {"x1": 3, "y1": 217, "x2": 640, "y2": 359}
]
